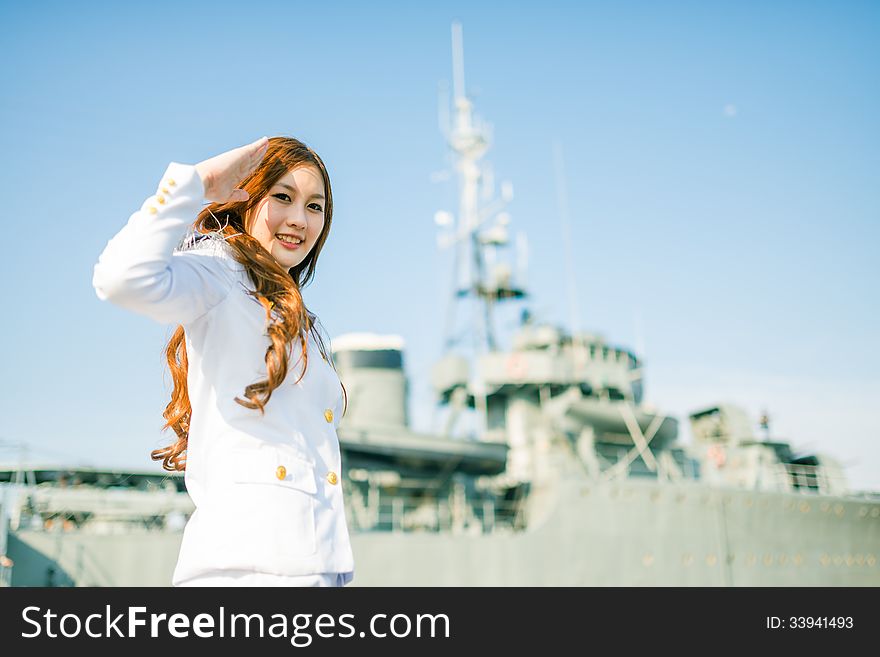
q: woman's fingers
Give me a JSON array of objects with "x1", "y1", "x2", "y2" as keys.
[
  {"x1": 246, "y1": 137, "x2": 269, "y2": 172},
  {"x1": 244, "y1": 137, "x2": 269, "y2": 167},
  {"x1": 196, "y1": 137, "x2": 270, "y2": 203},
  {"x1": 234, "y1": 137, "x2": 269, "y2": 183},
  {"x1": 252, "y1": 136, "x2": 269, "y2": 156}
]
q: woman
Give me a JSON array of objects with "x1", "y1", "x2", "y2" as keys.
[{"x1": 93, "y1": 136, "x2": 355, "y2": 587}]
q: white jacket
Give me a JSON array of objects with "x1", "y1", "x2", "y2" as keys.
[{"x1": 92, "y1": 162, "x2": 354, "y2": 585}]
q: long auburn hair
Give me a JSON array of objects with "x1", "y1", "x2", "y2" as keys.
[{"x1": 152, "y1": 136, "x2": 347, "y2": 472}]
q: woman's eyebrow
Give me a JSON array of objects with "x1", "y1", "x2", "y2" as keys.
[{"x1": 276, "y1": 182, "x2": 325, "y2": 201}]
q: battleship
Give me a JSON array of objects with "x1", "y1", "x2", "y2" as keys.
[{"x1": 1, "y1": 23, "x2": 878, "y2": 587}]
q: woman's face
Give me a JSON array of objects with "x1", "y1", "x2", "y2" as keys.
[{"x1": 248, "y1": 164, "x2": 326, "y2": 271}]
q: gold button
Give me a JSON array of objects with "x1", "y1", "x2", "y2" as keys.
[
  {"x1": 324, "y1": 409, "x2": 334, "y2": 423},
  {"x1": 148, "y1": 206, "x2": 157, "y2": 214},
  {"x1": 276, "y1": 465, "x2": 287, "y2": 480},
  {"x1": 157, "y1": 195, "x2": 166, "y2": 204},
  {"x1": 326, "y1": 471, "x2": 338, "y2": 485},
  {"x1": 168, "y1": 178, "x2": 176, "y2": 186},
  {"x1": 161, "y1": 187, "x2": 169, "y2": 194}
]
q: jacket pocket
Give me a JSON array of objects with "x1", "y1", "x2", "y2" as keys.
[
  {"x1": 227, "y1": 445, "x2": 318, "y2": 559},
  {"x1": 231, "y1": 444, "x2": 318, "y2": 494}
]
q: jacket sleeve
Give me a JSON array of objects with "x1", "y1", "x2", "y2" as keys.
[{"x1": 92, "y1": 162, "x2": 239, "y2": 325}]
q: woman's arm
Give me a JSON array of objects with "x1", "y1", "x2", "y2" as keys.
[
  {"x1": 92, "y1": 138, "x2": 268, "y2": 325},
  {"x1": 92, "y1": 162, "x2": 237, "y2": 324}
]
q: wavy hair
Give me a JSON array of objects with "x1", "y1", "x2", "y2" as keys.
[{"x1": 152, "y1": 136, "x2": 347, "y2": 472}]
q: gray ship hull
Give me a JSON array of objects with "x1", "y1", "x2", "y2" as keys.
[
  {"x1": 7, "y1": 474, "x2": 878, "y2": 586},
  {"x1": 350, "y1": 477, "x2": 880, "y2": 586}
]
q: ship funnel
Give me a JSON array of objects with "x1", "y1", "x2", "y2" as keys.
[{"x1": 331, "y1": 333, "x2": 409, "y2": 429}]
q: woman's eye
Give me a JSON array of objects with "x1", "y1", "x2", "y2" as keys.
[
  {"x1": 308, "y1": 203, "x2": 323, "y2": 212},
  {"x1": 273, "y1": 193, "x2": 291, "y2": 202}
]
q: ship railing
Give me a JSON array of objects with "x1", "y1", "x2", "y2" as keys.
[
  {"x1": 14, "y1": 509, "x2": 184, "y2": 533},
  {"x1": 776, "y1": 463, "x2": 847, "y2": 495},
  {"x1": 346, "y1": 492, "x2": 525, "y2": 534}
]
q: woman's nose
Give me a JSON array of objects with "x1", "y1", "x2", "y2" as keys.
[{"x1": 285, "y1": 207, "x2": 307, "y2": 229}]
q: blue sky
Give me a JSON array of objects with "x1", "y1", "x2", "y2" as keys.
[{"x1": 1, "y1": 0, "x2": 877, "y2": 490}]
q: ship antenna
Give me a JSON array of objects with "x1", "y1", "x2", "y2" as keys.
[
  {"x1": 438, "y1": 20, "x2": 496, "y2": 354},
  {"x1": 452, "y1": 20, "x2": 466, "y2": 102}
]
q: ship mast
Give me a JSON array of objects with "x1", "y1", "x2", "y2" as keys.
[{"x1": 437, "y1": 22, "x2": 524, "y2": 358}]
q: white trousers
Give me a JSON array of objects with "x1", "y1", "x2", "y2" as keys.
[{"x1": 175, "y1": 570, "x2": 351, "y2": 587}]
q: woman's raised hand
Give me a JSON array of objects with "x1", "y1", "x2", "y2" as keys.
[{"x1": 194, "y1": 137, "x2": 270, "y2": 203}]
